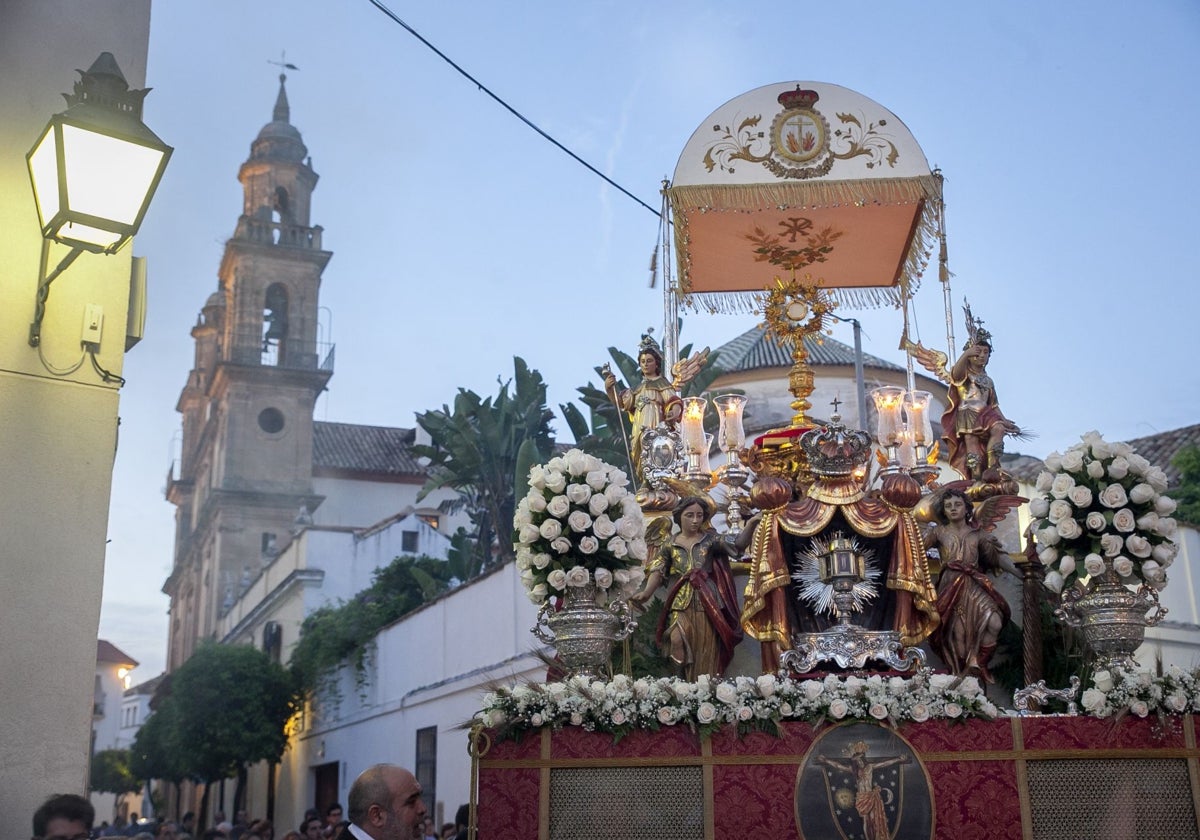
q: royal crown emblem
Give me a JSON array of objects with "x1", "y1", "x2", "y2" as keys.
[
  {"x1": 800, "y1": 415, "x2": 872, "y2": 478},
  {"x1": 777, "y1": 86, "x2": 820, "y2": 110},
  {"x1": 768, "y1": 86, "x2": 831, "y2": 173}
]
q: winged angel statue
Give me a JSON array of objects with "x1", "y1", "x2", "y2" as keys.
[
  {"x1": 602, "y1": 330, "x2": 710, "y2": 483},
  {"x1": 901, "y1": 302, "x2": 1027, "y2": 482}
]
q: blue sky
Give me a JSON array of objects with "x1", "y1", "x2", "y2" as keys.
[{"x1": 99, "y1": 0, "x2": 1200, "y2": 676}]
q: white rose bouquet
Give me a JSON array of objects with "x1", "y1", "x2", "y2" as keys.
[
  {"x1": 514, "y1": 449, "x2": 646, "y2": 605},
  {"x1": 1032, "y1": 431, "x2": 1178, "y2": 594}
]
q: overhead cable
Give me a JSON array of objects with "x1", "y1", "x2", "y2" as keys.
[{"x1": 365, "y1": 0, "x2": 661, "y2": 218}]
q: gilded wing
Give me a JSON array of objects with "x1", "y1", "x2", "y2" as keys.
[
  {"x1": 974, "y1": 493, "x2": 1029, "y2": 533},
  {"x1": 662, "y1": 474, "x2": 717, "y2": 496},
  {"x1": 643, "y1": 515, "x2": 675, "y2": 561},
  {"x1": 899, "y1": 332, "x2": 950, "y2": 385},
  {"x1": 671, "y1": 347, "x2": 711, "y2": 389}
]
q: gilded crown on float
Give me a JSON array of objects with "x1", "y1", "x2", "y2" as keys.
[
  {"x1": 777, "y1": 85, "x2": 820, "y2": 110},
  {"x1": 799, "y1": 414, "x2": 872, "y2": 478},
  {"x1": 638, "y1": 328, "x2": 663, "y2": 358}
]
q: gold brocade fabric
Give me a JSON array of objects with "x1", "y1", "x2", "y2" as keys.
[
  {"x1": 652, "y1": 531, "x2": 743, "y2": 679},
  {"x1": 740, "y1": 508, "x2": 794, "y2": 673},
  {"x1": 741, "y1": 495, "x2": 939, "y2": 653}
]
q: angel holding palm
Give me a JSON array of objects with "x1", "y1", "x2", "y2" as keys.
[{"x1": 924, "y1": 487, "x2": 1024, "y2": 682}]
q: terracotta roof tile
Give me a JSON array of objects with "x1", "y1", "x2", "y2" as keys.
[
  {"x1": 313, "y1": 421, "x2": 424, "y2": 476},
  {"x1": 1124, "y1": 422, "x2": 1200, "y2": 487},
  {"x1": 1000, "y1": 423, "x2": 1200, "y2": 491},
  {"x1": 97, "y1": 639, "x2": 138, "y2": 667}
]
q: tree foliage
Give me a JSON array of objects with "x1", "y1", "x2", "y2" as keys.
[
  {"x1": 290, "y1": 554, "x2": 456, "y2": 697},
  {"x1": 158, "y1": 643, "x2": 299, "y2": 782},
  {"x1": 90, "y1": 749, "x2": 141, "y2": 795},
  {"x1": 129, "y1": 694, "x2": 187, "y2": 786},
  {"x1": 1172, "y1": 444, "x2": 1200, "y2": 525},
  {"x1": 414, "y1": 357, "x2": 555, "y2": 569}
]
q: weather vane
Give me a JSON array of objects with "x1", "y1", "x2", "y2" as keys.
[{"x1": 267, "y1": 51, "x2": 299, "y2": 77}]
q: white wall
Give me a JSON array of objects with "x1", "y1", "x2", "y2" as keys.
[
  {"x1": 1140, "y1": 524, "x2": 1200, "y2": 672},
  {"x1": 91, "y1": 660, "x2": 134, "y2": 824},
  {"x1": 282, "y1": 563, "x2": 544, "y2": 829},
  {"x1": 313, "y1": 476, "x2": 465, "y2": 534},
  {"x1": 0, "y1": 0, "x2": 152, "y2": 822}
]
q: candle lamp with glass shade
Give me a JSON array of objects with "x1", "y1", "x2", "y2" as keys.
[
  {"x1": 680, "y1": 396, "x2": 711, "y2": 485},
  {"x1": 713, "y1": 393, "x2": 750, "y2": 534},
  {"x1": 904, "y1": 389, "x2": 939, "y2": 485},
  {"x1": 870, "y1": 385, "x2": 906, "y2": 474}
]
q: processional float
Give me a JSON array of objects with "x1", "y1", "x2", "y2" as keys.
[{"x1": 488, "y1": 80, "x2": 1188, "y2": 840}]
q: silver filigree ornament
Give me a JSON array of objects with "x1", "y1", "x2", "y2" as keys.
[{"x1": 792, "y1": 532, "x2": 880, "y2": 621}]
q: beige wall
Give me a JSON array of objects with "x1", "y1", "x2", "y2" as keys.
[{"x1": 0, "y1": 0, "x2": 152, "y2": 823}]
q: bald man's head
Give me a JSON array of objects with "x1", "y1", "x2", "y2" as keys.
[{"x1": 347, "y1": 764, "x2": 427, "y2": 840}]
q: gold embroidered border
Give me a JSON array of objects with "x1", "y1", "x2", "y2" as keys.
[
  {"x1": 1188, "y1": 716, "x2": 1200, "y2": 836},
  {"x1": 1013, "y1": 718, "x2": 1034, "y2": 840},
  {"x1": 701, "y1": 735, "x2": 715, "y2": 840},
  {"x1": 483, "y1": 722, "x2": 1200, "y2": 772},
  {"x1": 537, "y1": 729, "x2": 550, "y2": 840}
]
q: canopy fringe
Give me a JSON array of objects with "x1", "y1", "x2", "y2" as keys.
[
  {"x1": 668, "y1": 175, "x2": 941, "y2": 310},
  {"x1": 680, "y1": 285, "x2": 905, "y2": 315}
]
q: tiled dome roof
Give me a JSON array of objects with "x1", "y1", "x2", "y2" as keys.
[{"x1": 714, "y1": 325, "x2": 904, "y2": 374}]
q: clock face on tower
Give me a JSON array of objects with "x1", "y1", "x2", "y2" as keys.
[{"x1": 258, "y1": 407, "x2": 285, "y2": 434}]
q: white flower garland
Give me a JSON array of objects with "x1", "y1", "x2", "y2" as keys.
[
  {"x1": 1031, "y1": 430, "x2": 1178, "y2": 594},
  {"x1": 1080, "y1": 665, "x2": 1200, "y2": 718},
  {"x1": 477, "y1": 671, "x2": 1000, "y2": 736},
  {"x1": 478, "y1": 666, "x2": 1200, "y2": 736}
]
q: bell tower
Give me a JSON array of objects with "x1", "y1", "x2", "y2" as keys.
[{"x1": 164, "y1": 73, "x2": 332, "y2": 669}]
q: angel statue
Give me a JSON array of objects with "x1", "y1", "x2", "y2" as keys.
[
  {"x1": 602, "y1": 330, "x2": 709, "y2": 482},
  {"x1": 902, "y1": 301, "x2": 1025, "y2": 482},
  {"x1": 924, "y1": 487, "x2": 1024, "y2": 683},
  {"x1": 630, "y1": 495, "x2": 743, "y2": 679}
]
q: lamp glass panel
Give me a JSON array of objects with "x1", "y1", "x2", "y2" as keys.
[
  {"x1": 698, "y1": 432, "x2": 712, "y2": 473},
  {"x1": 27, "y1": 126, "x2": 61, "y2": 228},
  {"x1": 834, "y1": 550, "x2": 855, "y2": 576},
  {"x1": 58, "y1": 221, "x2": 123, "y2": 250},
  {"x1": 61, "y1": 124, "x2": 165, "y2": 225}
]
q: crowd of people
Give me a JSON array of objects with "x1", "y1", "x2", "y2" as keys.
[{"x1": 32, "y1": 765, "x2": 473, "y2": 840}]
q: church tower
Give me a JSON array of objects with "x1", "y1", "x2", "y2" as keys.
[{"x1": 164, "y1": 74, "x2": 332, "y2": 670}]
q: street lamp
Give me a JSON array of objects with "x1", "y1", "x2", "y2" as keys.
[{"x1": 25, "y1": 51, "x2": 172, "y2": 346}]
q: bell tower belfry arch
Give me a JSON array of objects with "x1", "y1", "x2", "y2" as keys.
[{"x1": 164, "y1": 72, "x2": 332, "y2": 669}]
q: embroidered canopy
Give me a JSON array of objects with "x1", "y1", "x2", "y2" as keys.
[{"x1": 668, "y1": 81, "x2": 941, "y2": 311}]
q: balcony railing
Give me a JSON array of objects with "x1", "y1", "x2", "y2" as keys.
[
  {"x1": 226, "y1": 329, "x2": 334, "y2": 373},
  {"x1": 233, "y1": 216, "x2": 324, "y2": 250}
]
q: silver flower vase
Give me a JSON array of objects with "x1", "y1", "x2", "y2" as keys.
[
  {"x1": 532, "y1": 582, "x2": 636, "y2": 679},
  {"x1": 1056, "y1": 579, "x2": 1167, "y2": 672}
]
